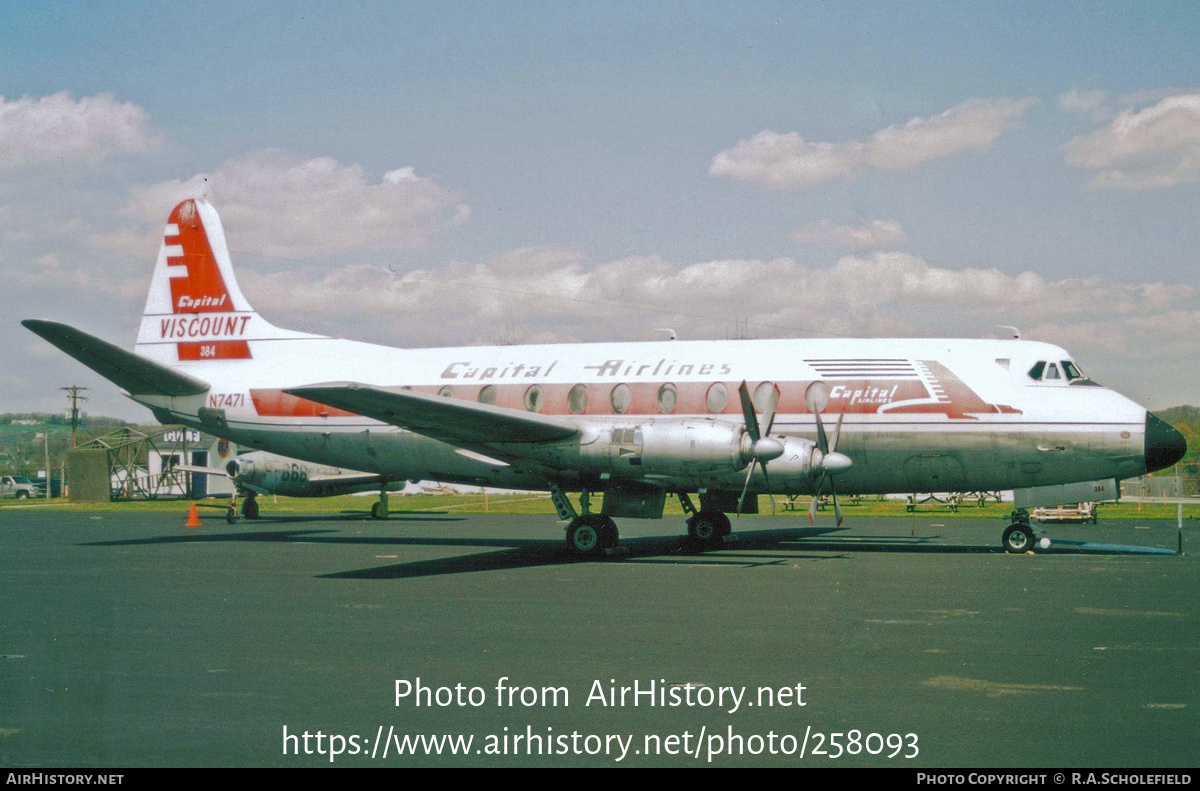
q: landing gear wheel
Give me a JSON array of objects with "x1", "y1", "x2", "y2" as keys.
[
  {"x1": 597, "y1": 518, "x2": 620, "y2": 550},
  {"x1": 371, "y1": 501, "x2": 389, "y2": 519},
  {"x1": 241, "y1": 496, "x2": 259, "y2": 520},
  {"x1": 225, "y1": 507, "x2": 238, "y2": 525},
  {"x1": 1002, "y1": 524, "x2": 1035, "y2": 553},
  {"x1": 567, "y1": 518, "x2": 601, "y2": 555},
  {"x1": 567, "y1": 515, "x2": 618, "y2": 556},
  {"x1": 688, "y1": 512, "x2": 729, "y2": 546}
]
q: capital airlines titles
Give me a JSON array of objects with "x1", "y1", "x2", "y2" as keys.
[{"x1": 440, "y1": 358, "x2": 739, "y2": 381}]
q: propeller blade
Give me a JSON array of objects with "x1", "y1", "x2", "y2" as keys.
[
  {"x1": 830, "y1": 409, "x2": 845, "y2": 454},
  {"x1": 813, "y1": 408, "x2": 829, "y2": 455},
  {"x1": 762, "y1": 464, "x2": 775, "y2": 515},
  {"x1": 737, "y1": 460, "x2": 756, "y2": 515},
  {"x1": 808, "y1": 471, "x2": 827, "y2": 523},
  {"x1": 738, "y1": 381, "x2": 759, "y2": 442},
  {"x1": 831, "y1": 485, "x2": 843, "y2": 527}
]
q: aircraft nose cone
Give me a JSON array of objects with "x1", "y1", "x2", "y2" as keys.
[{"x1": 1144, "y1": 412, "x2": 1186, "y2": 474}]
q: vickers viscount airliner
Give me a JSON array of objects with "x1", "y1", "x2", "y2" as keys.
[{"x1": 25, "y1": 199, "x2": 1186, "y2": 554}]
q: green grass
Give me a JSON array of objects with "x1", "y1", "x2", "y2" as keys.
[{"x1": 2, "y1": 493, "x2": 1197, "y2": 521}]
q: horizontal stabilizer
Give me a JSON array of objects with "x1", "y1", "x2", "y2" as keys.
[
  {"x1": 23, "y1": 319, "x2": 209, "y2": 397},
  {"x1": 286, "y1": 382, "x2": 579, "y2": 445}
]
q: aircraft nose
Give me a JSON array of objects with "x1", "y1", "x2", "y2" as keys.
[{"x1": 1144, "y1": 412, "x2": 1186, "y2": 474}]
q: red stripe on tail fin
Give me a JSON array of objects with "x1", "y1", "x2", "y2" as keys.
[{"x1": 167, "y1": 200, "x2": 232, "y2": 313}]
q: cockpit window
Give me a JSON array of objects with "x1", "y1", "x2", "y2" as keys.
[
  {"x1": 1028, "y1": 361, "x2": 1045, "y2": 380},
  {"x1": 1061, "y1": 360, "x2": 1082, "y2": 381},
  {"x1": 1045, "y1": 363, "x2": 1061, "y2": 380}
]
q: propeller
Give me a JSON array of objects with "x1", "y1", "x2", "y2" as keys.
[
  {"x1": 805, "y1": 382, "x2": 853, "y2": 526},
  {"x1": 736, "y1": 381, "x2": 783, "y2": 514}
]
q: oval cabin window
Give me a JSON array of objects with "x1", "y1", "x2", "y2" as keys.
[
  {"x1": 524, "y1": 385, "x2": 544, "y2": 412},
  {"x1": 706, "y1": 382, "x2": 728, "y2": 413},
  {"x1": 568, "y1": 384, "x2": 589, "y2": 414},
  {"x1": 657, "y1": 383, "x2": 677, "y2": 413},
  {"x1": 610, "y1": 383, "x2": 631, "y2": 414}
]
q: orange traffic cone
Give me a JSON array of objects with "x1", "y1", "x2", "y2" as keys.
[{"x1": 185, "y1": 502, "x2": 201, "y2": 528}]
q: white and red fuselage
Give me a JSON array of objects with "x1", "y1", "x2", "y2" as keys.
[{"x1": 80, "y1": 198, "x2": 1174, "y2": 505}]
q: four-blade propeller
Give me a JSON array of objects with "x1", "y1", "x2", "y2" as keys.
[
  {"x1": 735, "y1": 380, "x2": 854, "y2": 522},
  {"x1": 736, "y1": 381, "x2": 783, "y2": 514},
  {"x1": 804, "y1": 382, "x2": 853, "y2": 526}
]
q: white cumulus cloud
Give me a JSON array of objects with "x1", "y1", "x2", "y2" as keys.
[
  {"x1": 115, "y1": 149, "x2": 470, "y2": 257},
  {"x1": 791, "y1": 219, "x2": 906, "y2": 250},
  {"x1": 1065, "y1": 94, "x2": 1200, "y2": 189},
  {"x1": 0, "y1": 92, "x2": 156, "y2": 169},
  {"x1": 710, "y1": 98, "x2": 1035, "y2": 189}
]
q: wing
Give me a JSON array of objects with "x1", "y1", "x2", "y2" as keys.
[
  {"x1": 173, "y1": 464, "x2": 230, "y2": 478},
  {"x1": 23, "y1": 319, "x2": 209, "y2": 397},
  {"x1": 285, "y1": 382, "x2": 579, "y2": 445}
]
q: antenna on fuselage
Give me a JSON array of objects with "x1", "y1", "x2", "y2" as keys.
[
  {"x1": 997, "y1": 325, "x2": 1021, "y2": 339},
  {"x1": 655, "y1": 328, "x2": 677, "y2": 340}
]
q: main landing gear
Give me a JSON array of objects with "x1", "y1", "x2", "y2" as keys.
[
  {"x1": 566, "y1": 514, "x2": 620, "y2": 554},
  {"x1": 225, "y1": 491, "x2": 260, "y2": 524},
  {"x1": 679, "y1": 493, "x2": 732, "y2": 549},
  {"x1": 1001, "y1": 509, "x2": 1038, "y2": 553},
  {"x1": 553, "y1": 486, "x2": 621, "y2": 557}
]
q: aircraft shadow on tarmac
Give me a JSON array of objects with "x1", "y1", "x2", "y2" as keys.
[{"x1": 78, "y1": 520, "x2": 1165, "y2": 580}]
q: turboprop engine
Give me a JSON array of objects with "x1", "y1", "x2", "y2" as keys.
[{"x1": 563, "y1": 417, "x2": 821, "y2": 489}]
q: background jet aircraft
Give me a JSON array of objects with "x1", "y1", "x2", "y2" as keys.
[
  {"x1": 24, "y1": 199, "x2": 1186, "y2": 555},
  {"x1": 177, "y1": 447, "x2": 405, "y2": 520}
]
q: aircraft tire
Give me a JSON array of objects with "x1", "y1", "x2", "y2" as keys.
[
  {"x1": 242, "y1": 497, "x2": 259, "y2": 520},
  {"x1": 225, "y1": 508, "x2": 238, "y2": 525},
  {"x1": 371, "y1": 501, "x2": 388, "y2": 520},
  {"x1": 597, "y1": 517, "x2": 620, "y2": 550},
  {"x1": 1002, "y1": 524, "x2": 1035, "y2": 553},
  {"x1": 561, "y1": 520, "x2": 600, "y2": 556},
  {"x1": 688, "y1": 513, "x2": 727, "y2": 546}
]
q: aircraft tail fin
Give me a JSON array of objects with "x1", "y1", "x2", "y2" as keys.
[{"x1": 134, "y1": 198, "x2": 321, "y2": 365}]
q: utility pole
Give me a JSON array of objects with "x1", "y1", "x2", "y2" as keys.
[{"x1": 60, "y1": 386, "x2": 88, "y2": 447}]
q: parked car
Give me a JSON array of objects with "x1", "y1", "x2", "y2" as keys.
[
  {"x1": 32, "y1": 476, "x2": 62, "y2": 498},
  {"x1": 0, "y1": 475, "x2": 40, "y2": 499}
]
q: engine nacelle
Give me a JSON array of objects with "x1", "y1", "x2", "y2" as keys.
[{"x1": 636, "y1": 419, "x2": 747, "y2": 475}]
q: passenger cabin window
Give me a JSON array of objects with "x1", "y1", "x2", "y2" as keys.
[
  {"x1": 524, "y1": 385, "x2": 544, "y2": 412},
  {"x1": 706, "y1": 382, "x2": 728, "y2": 413},
  {"x1": 657, "y1": 383, "x2": 677, "y2": 413},
  {"x1": 1027, "y1": 361, "x2": 1046, "y2": 380},
  {"x1": 568, "y1": 384, "x2": 589, "y2": 414},
  {"x1": 610, "y1": 384, "x2": 631, "y2": 414}
]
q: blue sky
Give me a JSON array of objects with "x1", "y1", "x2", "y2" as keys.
[{"x1": 3, "y1": 1, "x2": 1199, "y2": 419}]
